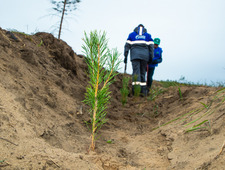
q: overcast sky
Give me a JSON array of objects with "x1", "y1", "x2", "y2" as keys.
[{"x1": 1, "y1": 0, "x2": 225, "y2": 85}]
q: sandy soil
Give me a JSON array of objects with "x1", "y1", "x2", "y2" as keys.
[{"x1": 0, "y1": 27, "x2": 224, "y2": 170}]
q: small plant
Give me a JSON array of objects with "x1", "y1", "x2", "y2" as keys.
[
  {"x1": 120, "y1": 77, "x2": 130, "y2": 106},
  {"x1": 133, "y1": 85, "x2": 141, "y2": 97},
  {"x1": 37, "y1": 40, "x2": 43, "y2": 47},
  {"x1": 106, "y1": 139, "x2": 114, "y2": 144},
  {"x1": 178, "y1": 86, "x2": 183, "y2": 100},
  {"x1": 147, "y1": 86, "x2": 164, "y2": 101},
  {"x1": 153, "y1": 104, "x2": 159, "y2": 117},
  {"x1": 82, "y1": 30, "x2": 121, "y2": 151},
  {"x1": 133, "y1": 74, "x2": 141, "y2": 97},
  {"x1": 200, "y1": 102, "x2": 210, "y2": 109}
]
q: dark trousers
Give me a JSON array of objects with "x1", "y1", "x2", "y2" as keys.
[
  {"x1": 147, "y1": 66, "x2": 155, "y2": 90},
  {"x1": 131, "y1": 59, "x2": 147, "y2": 96}
]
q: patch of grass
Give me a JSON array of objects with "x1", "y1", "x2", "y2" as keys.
[
  {"x1": 185, "y1": 119, "x2": 212, "y2": 133},
  {"x1": 8, "y1": 29, "x2": 34, "y2": 42},
  {"x1": 159, "y1": 80, "x2": 183, "y2": 99},
  {"x1": 159, "y1": 80, "x2": 180, "y2": 88},
  {"x1": 160, "y1": 76, "x2": 225, "y2": 88},
  {"x1": 152, "y1": 107, "x2": 204, "y2": 131},
  {"x1": 7, "y1": 29, "x2": 30, "y2": 36},
  {"x1": 147, "y1": 85, "x2": 164, "y2": 101},
  {"x1": 152, "y1": 87, "x2": 225, "y2": 133}
]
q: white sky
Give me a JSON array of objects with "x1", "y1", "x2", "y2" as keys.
[{"x1": 1, "y1": 0, "x2": 225, "y2": 84}]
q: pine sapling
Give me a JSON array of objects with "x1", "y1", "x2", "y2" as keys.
[
  {"x1": 133, "y1": 74, "x2": 141, "y2": 97},
  {"x1": 120, "y1": 77, "x2": 130, "y2": 106},
  {"x1": 82, "y1": 30, "x2": 121, "y2": 151}
]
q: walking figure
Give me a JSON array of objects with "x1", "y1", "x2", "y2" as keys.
[
  {"x1": 124, "y1": 24, "x2": 154, "y2": 96},
  {"x1": 147, "y1": 38, "x2": 163, "y2": 91}
]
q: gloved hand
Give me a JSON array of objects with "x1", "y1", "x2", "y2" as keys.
[
  {"x1": 151, "y1": 60, "x2": 158, "y2": 64},
  {"x1": 124, "y1": 56, "x2": 128, "y2": 63},
  {"x1": 148, "y1": 57, "x2": 152, "y2": 64},
  {"x1": 152, "y1": 58, "x2": 162, "y2": 64}
]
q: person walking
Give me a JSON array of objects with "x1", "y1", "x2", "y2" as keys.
[
  {"x1": 147, "y1": 38, "x2": 163, "y2": 91},
  {"x1": 124, "y1": 24, "x2": 154, "y2": 96}
]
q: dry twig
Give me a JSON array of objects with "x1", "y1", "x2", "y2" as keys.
[
  {"x1": 0, "y1": 137, "x2": 18, "y2": 146},
  {"x1": 219, "y1": 140, "x2": 225, "y2": 155},
  {"x1": 0, "y1": 160, "x2": 10, "y2": 167}
]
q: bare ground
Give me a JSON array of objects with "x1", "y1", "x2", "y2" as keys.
[{"x1": 0, "y1": 27, "x2": 224, "y2": 170}]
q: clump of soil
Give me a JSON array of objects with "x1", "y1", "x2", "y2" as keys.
[{"x1": 0, "y1": 27, "x2": 224, "y2": 169}]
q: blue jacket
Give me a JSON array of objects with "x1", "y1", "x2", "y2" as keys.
[
  {"x1": 149, "y1": 47, "x2": 163, "y2": 68},
  {"x1": 124, "y1": 26, "x2": 154, "y2": 62}
]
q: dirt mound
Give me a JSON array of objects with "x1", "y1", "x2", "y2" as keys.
[{"x1": 0, "y1": 27, "x2": 224, "y2": 169}]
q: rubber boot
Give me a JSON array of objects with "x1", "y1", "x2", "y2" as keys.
[{"x1": 140, "y1": 86, "x2": 147, "y2": 97}]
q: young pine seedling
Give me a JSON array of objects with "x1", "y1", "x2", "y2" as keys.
[
  {"x1": 133, "y1": 74, "x2": 141, "y2": 97},
  {"x1": 120, "y1": 77, "x2": 130, "y2": 106},
  {"x1": 82, "y1": 30, "x2": 121, "y2": 151}
]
